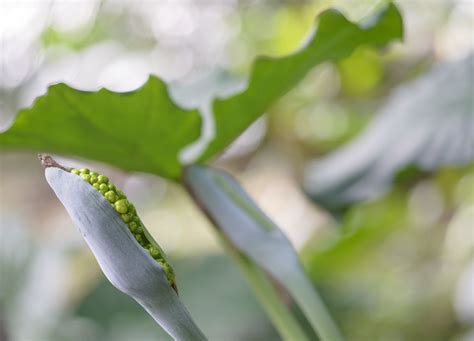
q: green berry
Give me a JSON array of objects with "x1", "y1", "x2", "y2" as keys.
[
  {"x1": 135, "y1": 234, "x2": 147, "y2": 246},
  {"x1": 98, "y1": 175, "x2": 109, "y2": 184},
  {"x1": 114, "y1": 199, "x2": 129, "y2": 214},
  {"x1": 121, "y1": 213, "x2": 132, "y2": 223},
  {"x1": 71, "y1": 166, "x2": 175, "y2": 287},
  {"x1": 149, "y1": 246, "x2": 160, "y2": 259},
  {"x1": 128, "y1": 221, "x2": 138, "y2": 232},
  {"x1": 160, "y1": 262, "x2": 175, "y2": 283},
  {"x1": 105, "y1": 191, "x2": 117, "y2": 203},
  {"x1": 80, "y1": 174, "x2": 91, "y2": 182},
  {"x1": 135, "y1": 225, "x2": 143, "y2": 234}
]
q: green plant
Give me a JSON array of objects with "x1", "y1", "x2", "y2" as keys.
[{"x1": 1, "y1": 3, "x2": 404, "y2": 340}]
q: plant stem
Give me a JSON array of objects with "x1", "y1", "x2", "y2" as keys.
[
  {"x1": 219, "y1": 236, "x2": 310, "y2": 341},
  {"x1": 288, "y1": 266, "x2": 344, "y2": 341},
  {"x1": 135, "y1": 296, "x2": 207, "y2": 341}
]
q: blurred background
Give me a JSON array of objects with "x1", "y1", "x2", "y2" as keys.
[{"x1": 0, "y1": 0, "x2": 472, "y2": 340}]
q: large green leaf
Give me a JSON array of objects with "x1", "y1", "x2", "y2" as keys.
[
  {"x1": 199, "y1": 3, "x2": 403, "y2": 161},
  {"x1": 0, "y1": 77, "x2": 200, "y2": 179},
  {"x1": 0, "y1": 4, "x2": 402, "y2": 179},
  {"x1": 304, "y1": 55, "x2": 474, "y2": 214}
]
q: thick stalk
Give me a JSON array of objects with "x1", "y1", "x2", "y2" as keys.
[
  {"x1": 135, "y1": 296, "x2": 206, "y2": 341},
  {"x1": 286, "y1": 266, "x2": 343, "y2": 341},
  {"x1": 219, "y1": 236, "x2": 309, "y2": 341},
  {"x1": 183, "y1": 165, "x2": 344, "y2": 341}
]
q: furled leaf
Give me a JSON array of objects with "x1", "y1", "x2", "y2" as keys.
[
  {"x1": 45, "y1": 166, "x2": 206, "y2": 341},
  {"x1": 183, "y1": 165, "x2": 343, "y2": 341},
  {"x1": 0, "y1": 4, "x2": 402, "y2": 179},
  {"x1": 304, "y1": 55, "x2": 474, "y2": 214},
  {"x1": 199, "y1": 3, "x2": 403, "y2": 161}
]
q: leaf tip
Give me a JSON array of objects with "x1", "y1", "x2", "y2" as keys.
[{"x1": 38, "y1": 154, "x2": 70, "y2": 171}]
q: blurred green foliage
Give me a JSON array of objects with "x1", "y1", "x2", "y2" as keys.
[{"x1": 302, "y1": 167, "x2": 472, "y2": 339}]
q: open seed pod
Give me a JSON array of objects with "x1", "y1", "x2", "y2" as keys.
[{"x1": 41, "y1": 155, "x2": 205, "y2": 341}]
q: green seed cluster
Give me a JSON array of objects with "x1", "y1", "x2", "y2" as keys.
[{"x1": 71, "y1": 168, "x2": 175, "y2": 286}]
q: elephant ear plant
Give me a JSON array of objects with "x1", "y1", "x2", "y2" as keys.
[{"x1": 1, "y1": 4, "x2": 403, "y2": 340}]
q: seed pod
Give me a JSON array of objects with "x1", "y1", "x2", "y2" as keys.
[
  {"x1": 63, "y1": 168, "x2": 176, "y2": 290},
  {"x1": 39, "y1": 155, "x2": 175, "y2": 288},
  {"x1": 39, "y1": 155, "x2": 204, "y2": 340}
]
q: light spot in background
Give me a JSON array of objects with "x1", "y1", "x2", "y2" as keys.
[
  {"x1": 1, "y1": 42, "x2": 40, "y2": 89},
  {"x1": 151, "y1": 46, "x2": 194, "y2": 82},
  {"x1": 242, "y1": 151, "x2": 327, "y2": 249},
  {"x1": 0, "y1": 2, "x2": 49, "y2": 94},
  {"x1": 330, "y1": 0, "x2": 386, "y2": 21},
  {"x1": 99, "y1": 52, "x2": 152, "y2": 92},
  {"x1": 338, "y1": 47, "x2": 383, "y2": 96},
  {"x1": 122, "y1": 173, "x2": 168, "y2": 208},
  {"x1": 73, "y1": 41, "x2": 125, "y2": 90},
  {"x1": 0, "y1": 2, "x2": 48, "y2": 41},
  {"x1": 299, "y1": 64, "x2": 341, "y2": 100},
  {"x1": 196, "y1": 8, "x2": 231, "y2": 69},
  {"x1": 408, "y1": 180, "x2": 444, "y2": 228},
  {"x1": 152, "y1": 4, "x2": 196, "y2": 38},
  {"x1": 50, "y1": 317, "x2": 102, "y2": 340},
  {"x1": 0, "y1": 221, "x2": 70, "y2": 341},
  {"x1": 50, "y1": 0, "x2": 99, "y2": 33},
  {"x1": 1, "y1": 40, "x2": 127, "y2": 124},
  {"x1": 173, "y1": 69, "x2": 248, "y2": 163},
  {"x1": 179, "y1": 101, "x2": 215, "y2": 165},
  {"x1": 141, "y1": 192, "x2": 221, "y2": 257},
  {"x1": 455, "y1": 173, "x2": 474, "y2": 205},
  {"x1": 454, "y1": 262, "x2": 474, "y2": 325},
  {"x1": 220, "y1": 117, "x2": 267, "y2": 160},
  {"x1": 18, "y1": 47, "x2": 80, "y2": 109},
  {"x1": 443, "y1": 205, "x2": 474, "y2": 263},
  {"x1": 435, "y1": 1, "x2": 474, "y2": 61},
  {"x1": 0, "y1": 0, "x2": 240, "y2": 132},
  {"x1": 397, "y1": 0, "x2": 449, "y2": 57},
  {"x1": 294, "y1": 104, "x2": 349, "y2": 142}
]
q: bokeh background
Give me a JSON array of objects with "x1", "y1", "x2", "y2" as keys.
[{"x1": 0, "y1": 0, "x2": 473, "y2": 340}]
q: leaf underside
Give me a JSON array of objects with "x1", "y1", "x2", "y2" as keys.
[
  {"x1": 304, "y1": 54, "x2": 474, "y2": 214},
  {"x1": 0, "y1": 4, "x2": 402, "y2": 179}
]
